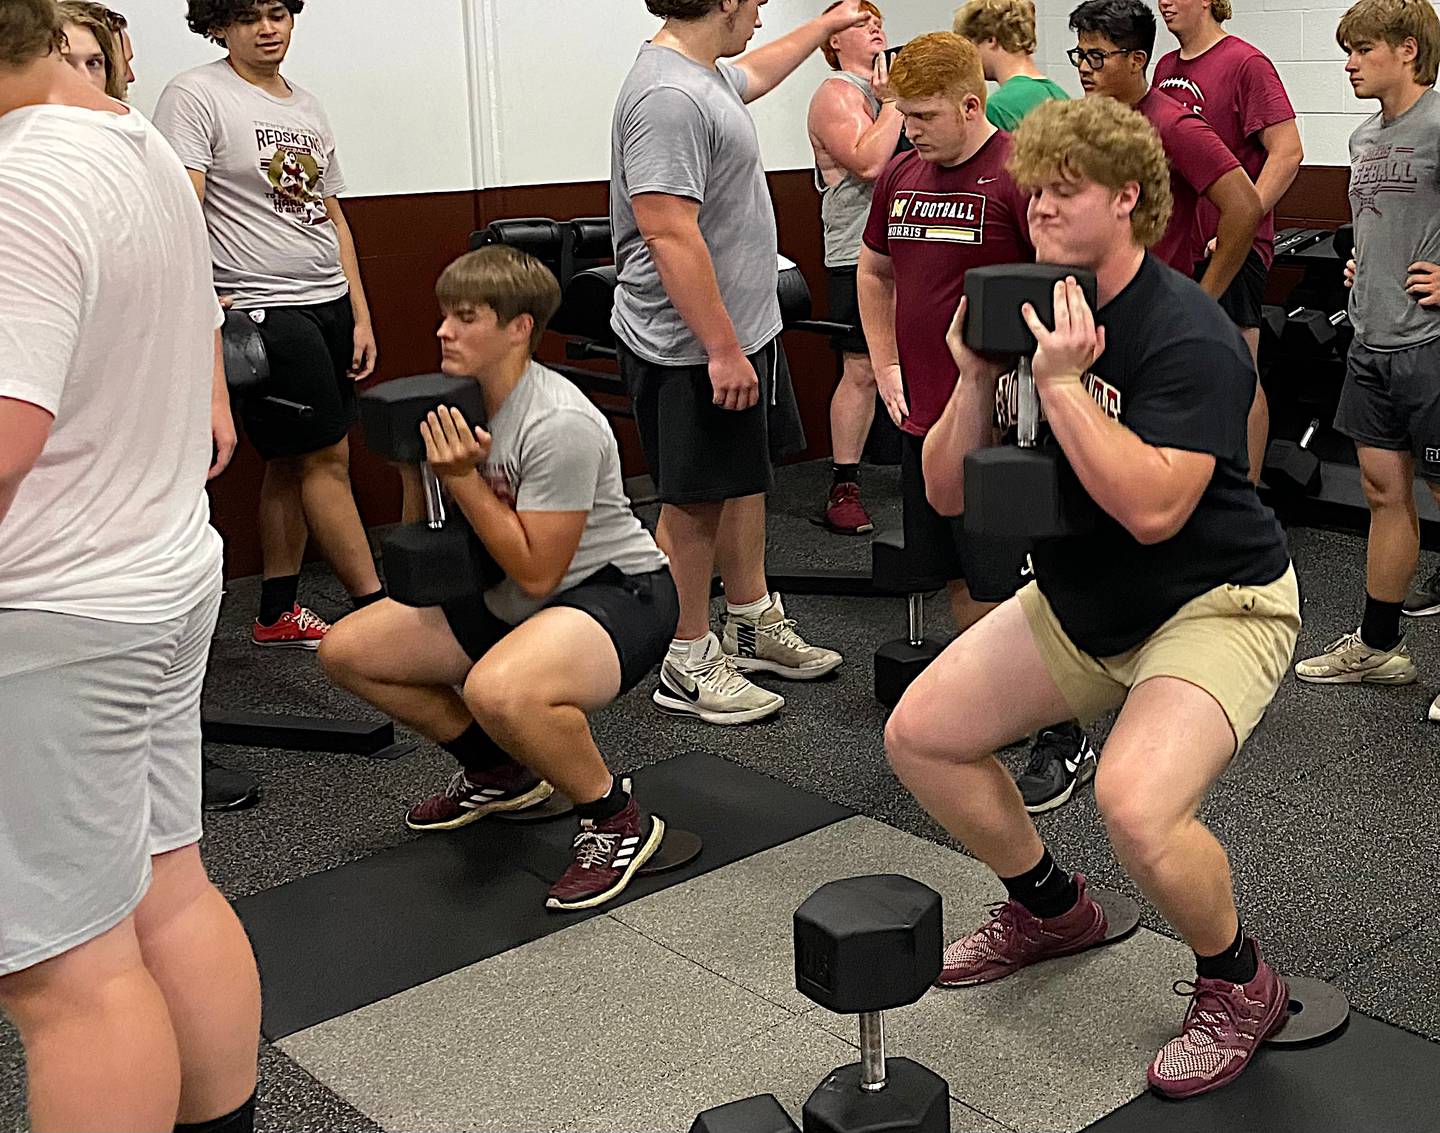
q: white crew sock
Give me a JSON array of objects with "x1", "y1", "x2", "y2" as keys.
[
  {"x1": 669, "y1": 631, "x2": 720, "y2": 666},
  {"x1": 726, "y1": 592, "x2": 773, "y2": 619}
]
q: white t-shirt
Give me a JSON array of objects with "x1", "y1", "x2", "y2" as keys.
[
  {"x1": 0, "y1": 104, "x2": 223, "y2": 623},
  {"x1": 152, "y1": 60, "x2": 348, "y2": 308}
]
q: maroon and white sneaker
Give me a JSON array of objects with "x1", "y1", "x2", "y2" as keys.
[
  {"x1": 545, "y1": 791, "x2": 665, "y2": 912},
  {"x1": 821, "y1": 482, "x2": 875, "y2": 536},
  {"x1": 251, "y1": 604, "x2": 330, "y2": 649},
  {"x1": 404, "y1": 764, "x2": 553, "y2": 831},
  {"x1": 1148, "y1": 943, "x2": 1289, "y2": 1099},
  {"x1": 936, "y1": 873, "x2": 1109, "y2": 986}
]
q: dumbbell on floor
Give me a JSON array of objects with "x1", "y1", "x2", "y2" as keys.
[
  {"x1": 961, "y1": 264, "x2": 1099, "y2": 541},
  {"x1": 358, "y1": 373, "x2": 502, "y2": 607},
  {"x1": 871, "y1": 533, "x2": 946, "y2": 708},
  {"x1": 689, "y1": 1095, "x2": 798, "y2": 1133},
  {"x1": 794, "y1": 875, "x2": 949, "y2": 1133},
  {"x1": 1262, "y1": 417, "x2": 1322, "y2": 497}
]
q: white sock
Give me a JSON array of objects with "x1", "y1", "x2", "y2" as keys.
[
  {"x1": 726, "y1": 593, "x2": 773, "y2": 619},
  {"x1": 669, "y1": 632, "x2": 719, "y2": 665}
]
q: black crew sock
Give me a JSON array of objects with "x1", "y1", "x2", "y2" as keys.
[
  {"x1": 1195, "y1": 925, "x2": 1258, "y2": 985},
  {"x1": 351, "y1": 587, "x2": 386, "y2": 611},
  {"x1": 1001, "y1": 847, "x2": 1079, "y2": 919},
  {"x1": 1359, "y1": 593, "x2": 1403, "y2": 652},
  {"x1": 175, "y1": 1094, "x2": 256, "y2": 1133},
  {"x1": 831, "y1": 462, "x2": 860, "y2": 488},
  {"x1": 574, "y1": 776, "x2": 629, "y2": 823},
  {"x1": 440, "y1": 721, "x2": 510, "y2": 774},
  {"x1": 257, "y1": 574, "x2": 300, "y2": 626}
]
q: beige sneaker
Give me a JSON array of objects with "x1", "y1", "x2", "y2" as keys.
[
  {"x1": 722, "y1": 593, "x2": 843, "y2": 680},
  {"x1": 1294, "y1": 630, "x2": 1416, "y2": 685},
  {"x1": 653, "y1": 634, "x2": 784, "y2": 725}
]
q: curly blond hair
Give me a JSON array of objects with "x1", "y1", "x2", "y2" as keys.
[
  {"x1": 888, "y1": 31, "x2": 987, "y2": 107},
  {"x1": 1337, "y1": 0, "x2": 1440, "y2": 85},
  {"x1": 1008, "y1": 98, "x2": 1172, "y2": 248},
  {"x1": 953, "y1": 0, "x2": 1037, "y2": 56}
]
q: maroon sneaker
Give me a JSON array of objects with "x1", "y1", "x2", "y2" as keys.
[
  {"x1": 545, "y1": 793, "x2": 665, "y2": 912},
  {"x1": 822, "y1": 482, "x2": 874, "y2": 535},
  {"x1": 1148, "y1": 943, "x2": 1289, "y2": 1099},
  {"x1": 936, "y1": 873, "x2": 1109, "y2": 986},
  {"x1": 404, "y1": 764, "x2": 553, "y2": 831}
]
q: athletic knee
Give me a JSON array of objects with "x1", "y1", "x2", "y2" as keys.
[
  {"x1": 463, "y1": 660, "x2": 545, "y2": 732},
  {"x1": 1096, "y1": 778, "x2": 1177, "y2": 869},
  {"x1": 885, "y1": 694, "x2": 980, "y2": 773},
  {"x1": 842, "y1": 355, "x2": 876, "y2": 390},
  {"x1": 317, "y1": 618, "x2": 369, "y2": 686},
  {"x1": 1361, "y1": 465, "x2": 1413, "y2": 511},
  {"x1": 300, "y1": 440, "x2": 350, "y2": 476}
]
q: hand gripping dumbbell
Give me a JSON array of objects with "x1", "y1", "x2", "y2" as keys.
[
  {"x1": 358, "y1": 374, "x2": 501, "y2": 607},
  {"x1": 961, "y1": 264, "x2": 1100, "y2": 541},
  {"x1": 794, "y1": 875, "x2": 949, "y2": 1133},
  {"x1": 871, "y1": 533, "x2": 946, "y2": 708}
]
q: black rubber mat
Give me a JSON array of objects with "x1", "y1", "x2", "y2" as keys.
[
  {"x1": 1082, "y1": 1013, "x2": 1440, "y2": 1133},
  {"x1": 236, "y1": 751, "x2": 852, "y2": 1039}
]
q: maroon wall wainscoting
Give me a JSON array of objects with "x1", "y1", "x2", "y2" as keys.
[{"x1": 208, "y1": 167, "x2": 1350, "y2": 579}]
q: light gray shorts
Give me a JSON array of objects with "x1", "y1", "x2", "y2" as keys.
[{"x1": 0, "y1": 583, "x2": 222, "y2": 975}]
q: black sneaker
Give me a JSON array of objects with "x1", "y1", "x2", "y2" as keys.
[
  {"x1": 1403, "y1": 568, "x2": 1440, "y2": 617},
  {"x1": 202, "y1": 756, "x2": 260, "y2": 812},
  {"x1": 1015, "y1": 723, "x2": 1097, "y2": 814}
]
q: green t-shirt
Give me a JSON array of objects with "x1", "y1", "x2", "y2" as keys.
[{"x1": 985, "y1": 75, "x2": 1069, "y2": 131}]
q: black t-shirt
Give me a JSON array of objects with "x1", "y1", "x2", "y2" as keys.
[{"x1": 1013, "y1": 254, "x2": 1290, "y2": 656}]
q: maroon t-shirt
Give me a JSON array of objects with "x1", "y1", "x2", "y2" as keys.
[
  {"x1": 862, "y1": 132, "x2": 1033, "y2": 436},
  {"x1": 1153, "y1": 35, "x2": 1295, "y2": 267},
  {"x1": 1135, "y1": 89, "x2": 1241, "y2": 272}
]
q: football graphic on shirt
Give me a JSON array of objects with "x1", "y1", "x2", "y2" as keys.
[
  {"x1": 1156, "y1": 76, "x2": 1204, "y2": 116},
  {"x1": 265, "y1": 147, "x2": 329, "y2": 227}
]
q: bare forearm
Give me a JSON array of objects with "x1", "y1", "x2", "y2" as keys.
[
  {"x1": 212, "y1": 329, "x2": 230, "y2": 412},
  {"x1": 922, "y1": 375, "x2": 996, "y2": 515},
  {"x1": 740, "y1": 17, "x2": 834, "y2": 100},
  {"x1": 853, "y1": 106, "x2": 904, "y2": 177},
  {"x1": 1198, "y1": 210, "x2": 1256, "y2": 298},
  {"x1": 649, "y1": 229, "x2": 743, "y2": 357},
  {"x1": 1042, "y1": 383, "x2": 1186, "y2": 541},
  {"x1": 449, "y1": 475, "x2": 546, "y2": 588},
  {"x1": 1253, "y1": 153, "x2": 1301, "y2": 216},
  {"x1": 857, "y1": 265, "x2": 899, "y2": 369},
  {"x1": 337, "y1": 224, "x2": 372, "y2": 327}
]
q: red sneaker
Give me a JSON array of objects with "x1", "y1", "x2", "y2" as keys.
[
  {"x1": 822, "y1": 482, "x2": 874, "y2": 535},
  {"x1": 251, "y1": 604, "x2": 330, "y2": 649},
  {"x1": 1148, "y1": 943, "x2": 1289, "y2": 1098},
  {"x1": 545, "y1": 792, "x2": 665, "y2": 912},
  {"x1": 406, "y1": 765, "x2": 554, "y2": 831}
]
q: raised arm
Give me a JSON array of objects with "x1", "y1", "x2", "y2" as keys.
[{"x1": 736, "y1": 0, "x2": 868, "y2": 102}]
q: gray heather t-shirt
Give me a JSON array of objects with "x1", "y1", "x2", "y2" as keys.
[
  {"x1": 814, "y1": 71, "x2": 882, "y2": 268},
  {"x1": 482, "y1": 362, "x2": 669, "y2": 624},
  {"x1": 610, "y1": 44, "x2": 783, "y2": 365},
  {"x1": 152, "y1": 60, "x2": 348, "y2": 308},
  {"x1": 1348, "y1": 87, "x2": 1440, "y2": 350}
]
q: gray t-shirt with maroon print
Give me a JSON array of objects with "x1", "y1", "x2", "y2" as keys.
[{"x1": 153, "y1": 59, "x2": 348, "y2": 308}]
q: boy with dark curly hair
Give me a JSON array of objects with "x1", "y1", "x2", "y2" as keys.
[{"x1": 154, "y1": 0, "x2": 385, "y2": 649}]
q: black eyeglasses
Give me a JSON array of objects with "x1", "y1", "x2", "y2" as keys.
[{"x1": 1067, "y1": 46, "x2": 1134, "y2": 69}]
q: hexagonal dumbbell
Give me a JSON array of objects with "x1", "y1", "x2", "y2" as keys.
[
  {"x1": 690, "y1": 1095, "x2": 799, "y2": 1133},
  {"x1": 794, "y1": 875, "x2": 949, "y2": 1133},
  {"x1": 358, "y1": 373, "x2": 502, "y2": 607},
  {"x1": 870, "y1": 533, "x2": 946, "y2": 708}
]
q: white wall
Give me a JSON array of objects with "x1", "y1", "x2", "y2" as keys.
[
  {"x1": 119, "y1": 0, "x2": 474, "y2": 195},
  {"x1": 1036, "y1": 0, "x2": 1440, "y2": 166}
]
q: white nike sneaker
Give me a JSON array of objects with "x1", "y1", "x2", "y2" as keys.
[
  {"x1": 722, "y1": 594, "x2": 843, "y2": 680},
  {"x1": 653, "y1": 633, "x2": 784, "y2": 725}
]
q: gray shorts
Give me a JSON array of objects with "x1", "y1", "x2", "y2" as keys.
[
  {"x1": 1335, "y1": 337, "x2": 1440, "y2": 482},
  {"x1": 0, "y1": 583, "x2": 221, "y2": 975}
]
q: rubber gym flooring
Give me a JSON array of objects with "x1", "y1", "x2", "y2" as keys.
[{"x1": 3, "y1": 458, "x2": 1439, "y2": 1132}]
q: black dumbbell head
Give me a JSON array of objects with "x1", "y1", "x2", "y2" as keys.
[
  {"x1": 690, "y1": 1095, "x2": 798, "y2": 1133},
  {"x1": 221, "y1": 309, "x2": 270, "y2": 395},
  {"x1": 359, "y1": 373, "x2": 487, "y2": 464},
  {"x1": 803, "y1": 1058, "x2": 948, "y2": 1133},
  {"x1": 963, "y1": 263, "x2": 1099, "y2": 355},
  {"x1": 794, "y1": 875, "x2": 942, "y2": 1014}
]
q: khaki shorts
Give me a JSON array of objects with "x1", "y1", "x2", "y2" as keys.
[{"x1": 1018, "y1": 566, "x2": 1300, "y2": 750}]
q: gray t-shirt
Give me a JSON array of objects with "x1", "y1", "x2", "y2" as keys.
[
  {"x1": 1348, "y1": 87, "x2": 1440, "y2": 351},
  {"x1": 610, "y1": 44, "x2": 783, "y2": 365},
  {"x1": 152, "y1": 60, "x2": 348, "y2": 308},
  {"x1": 814, "y1": 71, "x2": 882, "y2": 268},
  {"x1": 482, "y1": 362, "x2": 669, "y2": 624}
]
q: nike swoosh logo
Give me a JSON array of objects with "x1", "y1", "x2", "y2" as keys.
[
  {"x1": 666, "y1": 668, "x2": 702, "y2": 702},
  {"x1": 977, "y1": 177, "x2": 998, "y2": 184}
]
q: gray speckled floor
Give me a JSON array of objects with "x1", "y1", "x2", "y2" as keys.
[{"x1": 3, "y1": 459, "x2": 1437, "y2": 1132}]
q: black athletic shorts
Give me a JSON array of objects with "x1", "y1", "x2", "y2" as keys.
[
  {"x1": 826, "y1": 266, "x2": 868, "y2": 356},
  {"x1": 900, "y1": 431, "x2": 1029, "y2": 602},
  {"x1": 239, "y1": 295, "x2": 357, "y2": 460},
  {"x1": 619, "y1": 336, "x2": 806, "y2": 505},
  {"x1": 1195, "y1": 248, "x2": 1267, "y2": 330},
  {"x1": 440, "y1": 565, "x2": 679, "y2": 694},
  {"x1": 1334, "y1": 337, "x2": 1440, "y2": 483}
]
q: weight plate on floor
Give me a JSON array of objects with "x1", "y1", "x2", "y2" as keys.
[
  {"x1": 639, "y1": 828, "x2": 702, "y2": 875},
  {"x1": 1266, "y1": 976, "x2": 1350, "y2": 1046},
  {"x1": 494, "y1": 793, "x2": 574, "y2": 823},
  {"x1": 1094, "y1": 888, "x2": 1142, "y2": 945}
]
